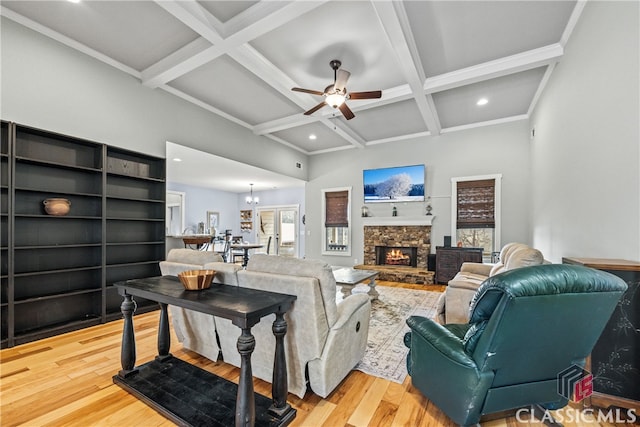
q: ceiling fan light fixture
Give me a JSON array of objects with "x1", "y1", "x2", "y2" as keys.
[{"x1": 326, "y1": 93, "x2": 346, "y2": 108}]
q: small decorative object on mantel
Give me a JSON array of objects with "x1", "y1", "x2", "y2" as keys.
[
  {"x1": 361, "y1": 206, "x2": 369, "y2": 217},
  {"x1": 425, "y1": 196, "x2": 433, "y2": 216},
  {"x1": 43, "y1": 198, "x2": 70, "y2": 216},
  {"x1": 392, "y1": 205, "x2": 397, "y2": 217}
]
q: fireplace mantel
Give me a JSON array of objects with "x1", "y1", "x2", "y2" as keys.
[{"x1": 362, "y1": 216, "x2": 434, "y2": 227}]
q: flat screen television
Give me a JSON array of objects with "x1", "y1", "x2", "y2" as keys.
[{"x1": 363, "y1": 164, "x2": 425, "y2": 203}]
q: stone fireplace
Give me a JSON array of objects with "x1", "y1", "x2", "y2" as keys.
[{"x1": 358, "y1": 217, "x2": 434, "y2": 284}]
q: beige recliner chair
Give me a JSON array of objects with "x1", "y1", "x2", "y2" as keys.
[
  {"x1": 436, "y1": 243, "x2": 545, "y2": 324},
  {"x1": 214, "y1": 254, "x2": 372, "y2": 398},
  {"x1": 159, "y1": 248, "x2": 242, "y2": 361}
]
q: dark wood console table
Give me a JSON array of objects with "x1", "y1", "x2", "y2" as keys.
[
  {"x1": 113, "y1": 276, "x2": 297, "y2": 427},
  {"x1": 435, "y1": 246, "x2": 483, "y2": 284}
]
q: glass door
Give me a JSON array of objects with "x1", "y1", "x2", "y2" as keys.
[{"x1": 256, "y1": 205, "x2": 299, "y2": 258}]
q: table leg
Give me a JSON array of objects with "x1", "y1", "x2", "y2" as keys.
[
  {"x1": 236, "y1": 327, "x2": 256, "y2": 427},
  {"x1": 118, "y1": 294, "x2": 138, "y2": 378},
  {"x1": 367, "y1": 276, "x2": 379, "y2": 301},
  {"x1": 156, "y1": 303, "x2": 172, "y2": 362},
  {"x1": 269, "y1": 312, "x2": 292, "y2": 417},
  {"x1": 340, "y1": 284, "x2": 354, "y2": 298}
]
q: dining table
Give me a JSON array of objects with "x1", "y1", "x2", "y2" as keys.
[{"x1": 230, "y1": 243, "x2": 264, "y2": 267}]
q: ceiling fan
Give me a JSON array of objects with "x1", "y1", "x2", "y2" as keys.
[{"x1": 291, "y1": 59, "x2": 382, "y2": 120}]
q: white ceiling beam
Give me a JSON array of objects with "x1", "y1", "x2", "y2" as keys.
[
  {"x1": 146, "y1": 1, "x2": 325, "y2": 88},
  {"x1": 253, "y1": 114, "x2": 320, "y2": 136},
  {"x1": 440, "y1": 114, "x2": 529, "y2": 134},
  {"x1": 263, "y1": 134, "x2": 312, "y2": 155},
  {"x1": 228, "y1": 44, "x2": 320, "y2": 109},
  {"x1": 141, "y1": 38, "x2": 220, "y2": 88},
  {"x1": 527, "y1": 63, "x2": 556, "y2": 117},
  {"x1": 309, "y1": 145, "x2": 356, "y2": 155},
  {"x1": 371, "y1": 1, "x2": 442, "y2": 135},
  {"x1": 322, "y1": 119, "x2": 366, "y2": 148},
  {"x1": 161, "y1": 84, "x2": 253, "y2": 130},
  {"x1": 424, "y1": 44, "x2": 564, "y2": 94},
  {"x1": 155, "y1": 0, "x2": 362, "y2": 149},
  {"x1": 154, "y1": 1, "x2": 224, "y2": 45},
  {"x1": 223, "y1": 1, "x2": 328, "y2": 45},
  {"x1": 560, "y1": 1, "x2": 587, "y2": 48}
]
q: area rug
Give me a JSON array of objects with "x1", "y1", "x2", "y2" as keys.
[{"x1": 342, "y1": 285, "x2": 441, "y2": 384}]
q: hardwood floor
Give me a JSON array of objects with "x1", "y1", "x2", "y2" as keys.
[{"x1": 0, "y1": 281, "x2": 634, "y2": 426}]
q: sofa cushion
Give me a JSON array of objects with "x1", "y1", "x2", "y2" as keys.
[
  {"x1": 203, "y1": 261, "x2": 241, "y2": 286},
  {"x1": 165, "y1": 248, "x2": 223, "y2": 265},
  {"x1": 246, "y1": 254, "x2": 338, "y2": 326},
  {"x1": 489, "y1": 243, "x2": 535, "y2": 276},
  {"x1": 448, "y1": 273, "x2": 487, "y2": 290},
  {"x1": 504, "y1": 247, "x2": 544, "y2": 271}
]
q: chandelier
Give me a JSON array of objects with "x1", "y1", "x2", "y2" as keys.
[{"x1": 245, "y1": 183, "x2": 259, "y2": 205}]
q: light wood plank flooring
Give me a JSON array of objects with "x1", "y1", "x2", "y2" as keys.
[{"x1": 0, "y1": 281, "x2": 634, "y2": 426}]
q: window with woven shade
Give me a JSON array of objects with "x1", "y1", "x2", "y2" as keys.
[
  {"x1": 451, "y1": 175, "x2": 502, "y2": 257},
  {"x1": 325, "y1": 190, "x2": 349, "y2": 227},
  {"x1": 322, "y1": 187, "x2": 351, "y2": 256},
  {"x1": 456, "y1": 179, "x2": 495, "y2": 229}
]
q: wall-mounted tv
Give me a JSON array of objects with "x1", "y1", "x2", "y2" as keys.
[{"x1": 363, "y1": 164, "x2": 425, "y2": 203}]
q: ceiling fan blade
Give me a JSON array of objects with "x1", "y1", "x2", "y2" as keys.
[
  {"x1": 338, "y1": 103, "x2": 355, "y2": 120},
  {"x1": 292, "y1": 87, "x2": 325, "y2": 96},
  {"x1": 334, "y1": 69, "x2": 351, "y2": 92},
  {"x1": 348, "y1": 90, "x2": 382, "y2": 100},
  {"x1": 304, "y1": 101, "x2": 327, "y2": 116}
]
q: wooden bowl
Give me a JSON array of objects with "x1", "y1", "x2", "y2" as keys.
[
  {"x1": 178, "y1": 269, "x2": 216, "y2": 291},
  {"x1": 43, "y1": 198, "x2": 71, "y2": 216}
]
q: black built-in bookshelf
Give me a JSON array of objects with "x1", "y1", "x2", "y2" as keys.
[{"x1": 1, "y1": 122, "x2": 165, "y2": 347}]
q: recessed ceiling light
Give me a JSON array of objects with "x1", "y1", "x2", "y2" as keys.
[
  {"x1": 476, "y1": 98, "x2": 489, "y2": 106},
  {"x1": 68, "y1": 0, "x2": 81, "y2": 3},
  {"x1": 309, "y1": 134, "x2": 317, "y2": 140},
  {"x1": 172, "y1": 158, "x2": 182, "y2": 162}
]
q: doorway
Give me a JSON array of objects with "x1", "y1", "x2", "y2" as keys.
[
  {"x1": 256, "y1": 205, "x2": 299, "y2": 258},
  {"x1": 166, "y1": 191, "x2": 185, "y2": 236}
]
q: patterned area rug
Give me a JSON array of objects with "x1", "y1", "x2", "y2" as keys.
[{"x1": 342, "y1": 284, "x2": 441, "y2": 383}]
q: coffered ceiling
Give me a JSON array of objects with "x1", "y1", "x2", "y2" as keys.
[{"x1": 2, "y1": 0, "x2": 582, "y2": 156}]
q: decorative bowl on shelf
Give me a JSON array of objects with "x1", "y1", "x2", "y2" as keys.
[
  {"x1": 178, "y1": 269, "x2": 216, "y2": 291},
  {"x1": 43, "y1": 198, "x2": 71, "y2": 216}
]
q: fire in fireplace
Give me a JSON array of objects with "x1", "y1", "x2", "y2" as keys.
[{"x1": 375, "y1": 246, "x2": 418, "y2": 267}]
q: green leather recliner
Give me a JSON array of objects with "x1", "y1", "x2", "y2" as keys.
[{"x1": 404, "y1": 264, "x2": 627, "y2": 426}]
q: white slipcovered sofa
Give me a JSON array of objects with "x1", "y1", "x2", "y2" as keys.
[
  {"x1": 436, "y1": 243, "x2": 545, "y2": 324},
  {"x1": 159, "y1": 250, "x2": 371, "y2": 398}
]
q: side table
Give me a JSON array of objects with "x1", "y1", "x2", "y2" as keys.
[
  {"x1": 113, "y1": 276, "x2": 297, "y2": 427},
  {"x1": 563, "y1": 257, "x2": 640, "y2": 411}
]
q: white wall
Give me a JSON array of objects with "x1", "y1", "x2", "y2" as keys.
[
  {"x1": 0, "y1": 17, "x2": 307, "y2": 181},
  {"x1": 306, "y1": 120, "x2": 533, "y2": 265},
  {"x1": 167, "y1": 182, "x2": 239, "y2": 235},
  {"x1": 530, "y1": 1, "x2": 640, "y2": 262}
]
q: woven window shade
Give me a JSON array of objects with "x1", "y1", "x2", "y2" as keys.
[
  {"x1": 325, "y1": 190, "x2": 349, "y2": 227},
  {"x1": 457, "y1": 179, "x2": 495, "y2": 228}
]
